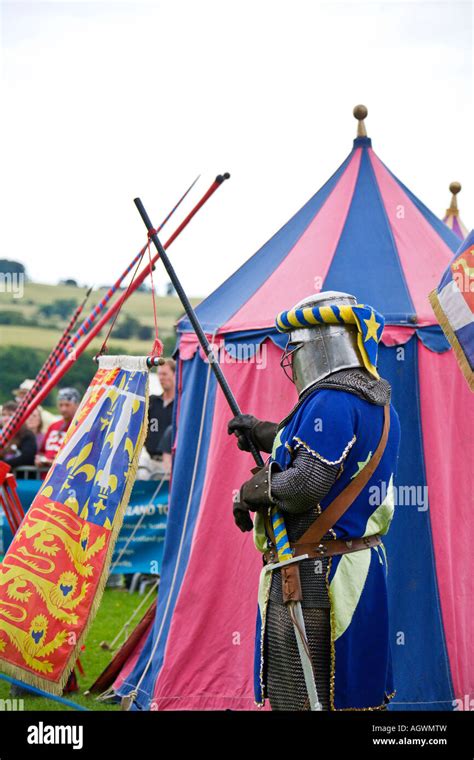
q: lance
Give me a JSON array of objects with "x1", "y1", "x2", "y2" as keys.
[
  {"x1": 133, "y1": 197, "x2": 322, "y2": 711},
  {"x1": 58, "y1": 174, "x2": 200, "y2": 365},
  {"x1": 0, "y1": 287, "x2": 92, "y2": 449},
  {"x1": 8, "y1": 175, "x2": 229, "y2": 442}
]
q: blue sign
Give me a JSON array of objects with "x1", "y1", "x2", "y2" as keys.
[{"x1": 111, "y1": 479, "x2": 169, "y2": 574}]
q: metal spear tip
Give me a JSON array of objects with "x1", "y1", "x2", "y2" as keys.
[
  {"x1": 353, "y1": 104, "x2": 368, "y2": 137},
  {"x1": 449, "y1": 181, "x2": 461, "y2": 195}
]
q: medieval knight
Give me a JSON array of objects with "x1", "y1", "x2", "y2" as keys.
[{"x1": 228, "y1": 291, "x2": 400, "y2": 711}]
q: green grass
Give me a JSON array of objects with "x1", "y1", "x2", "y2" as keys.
[{"x1": 0, "y1": 587, "x2": 156, "y2": 711}]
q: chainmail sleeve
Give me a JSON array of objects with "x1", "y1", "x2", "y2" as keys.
[{"x1": 270, "y1": 450, "x2": 338, "y2": 514}]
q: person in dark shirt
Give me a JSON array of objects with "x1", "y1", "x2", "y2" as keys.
[
  {"x1": 0, "y1": 401, "x2": 37, "y2": 475},
  {"x1": 145, "y1": 359, "x2": 176, "y2": 459},
  {"x1": 160, "y1": 424, "x2": 173, "y2": 474}
]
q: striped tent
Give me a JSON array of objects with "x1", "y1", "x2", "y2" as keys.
[
  {"x1": 443, "y1": 182, "x2": 468, "y2": 239},
  {"x1": 114, "y1": 109, "x2": 472, "y2": 711}
]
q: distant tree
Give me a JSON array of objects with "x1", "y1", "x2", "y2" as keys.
[
  {"x1": 0, "y1": 346, "x2": 47, "y2": 404},
  {"x1": 37, "y1": 303, "x2": 54, "y2": 319},
  {"x1": 53, "y1": 299, "x2": 78, "y2": 319},
  {"x1": 162, "y1": 334, "x2": 177, "y2": 357},
  {"x1": 0, "y1": 260, "x2": 27, "y2": 277},
  {"x1": 60, "y1": 278, "x2": 78, "y2": 287},
  {"x1": 165, "y1": 282, "x2": 176, "y2": 297},
  {"x1": 0, "y1": 346, "x2": 97, "y2": 408},
  {"x1": 37, "y1": 298, "x2": 78, "y2": 321},
  {"x1": 113, "y1": 314, "x2": 140, "y2": 340},
  {"x1": 137, "y1": 324, "x2": 153, "y2": 341},
  {"x1": 0, "y1": 310, "x2": 31, "y2": 326}
]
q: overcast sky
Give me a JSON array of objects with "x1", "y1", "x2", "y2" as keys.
[{"x1": 1, "y1": 0, "x2": 472, "y2": 297}]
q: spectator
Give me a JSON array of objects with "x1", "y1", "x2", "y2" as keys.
[
  {"x1": 145, "y1": 359, "x2": 176, "y2": 460},
  {"x1": 12, "y1": 378, "x2": 34, "y2": 402},
  {"x1": 25, "y1": 407, "x2": 46, "y2": 450},
  {"x1": 35, "y1": 387, "x2": 80, "y2": 469},
  {"x1": 12, "y1": 379, "x2": 58, "y2": 429},
  {"x1": 160, "y1": 424, "x2": 173, "y2": 474},
  {"x1": 0, "y1": 401, "x2": 37, "y2": 475}
]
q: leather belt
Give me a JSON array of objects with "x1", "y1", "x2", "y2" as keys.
[{"x1": 264, "y1": 534, "x2": 381, "y2": 565}]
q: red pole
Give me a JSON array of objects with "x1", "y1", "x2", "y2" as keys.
[
  {"x1": 10, "y1": 174, "x2": 229, "y2": 436},
  {"x1": 0, "y1": 289, "x2": 92, "y2": 449}
]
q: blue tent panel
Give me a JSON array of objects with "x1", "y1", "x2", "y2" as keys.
[
  {"x1": 323, "y1": 149, "x2": 415, "y2": 320},
  {"x1": 380, "y1": 338, "x2": 454, "y2": 710}
]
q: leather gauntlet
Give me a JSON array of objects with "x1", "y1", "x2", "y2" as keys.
[
  {"x1": 227, "y1": 414, "x2": 278, "y2": 454},
  {"x1": 240, "y1": 462, "x2": 276, "y2": 507},
  {"x1": 233, "y1": 462, "x2": 280, "y2": 532}
]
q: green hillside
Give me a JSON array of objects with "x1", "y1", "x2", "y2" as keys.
[
  {"x1": 0, "y1": 281, "x2": 202, "y2": 404},
  {"x1": 0, "y1": 281, "x2": 199, "y2": 333}
]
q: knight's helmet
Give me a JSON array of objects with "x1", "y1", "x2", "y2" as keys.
[{"x1": 277, "y1": 291, "x2": 369, "y2": 395}]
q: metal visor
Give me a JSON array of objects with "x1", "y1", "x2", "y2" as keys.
[{"x1": 280, "y1": 341, "x2": 304, "y2": 383}]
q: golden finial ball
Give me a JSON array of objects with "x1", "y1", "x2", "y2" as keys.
[
  {"x1": 449, "y1": 181, "x2": 461, "y2": 195},
  {"x1": 353, "y1": 104, "x2": 368, "y2": 121}
]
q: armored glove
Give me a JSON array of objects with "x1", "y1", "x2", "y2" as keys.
[
  {"x1": 233, "y1": 462, "x2": 279, "y2": 532},
  {"x1": 233, "y1": 495, "x2": 254, "y2": 533},
  {"x1": 227, "y1": 414, "x2": 278, "y2": 453}
]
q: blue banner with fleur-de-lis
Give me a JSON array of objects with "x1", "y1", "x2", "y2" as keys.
[{"x1": 0, "y1": 356, "x2": 149, "y2": 694}]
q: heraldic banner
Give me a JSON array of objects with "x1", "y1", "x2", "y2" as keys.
[
  {"x1": 0, "y1": 356, "x2": 149, "y2": 693},
  {"x1": 429, "y1": 229, "x2": 474, "y2": 391}
]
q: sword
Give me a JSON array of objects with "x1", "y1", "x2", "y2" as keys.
[
  {"x1": 264, "y1": 552, "x2": 322, "y2": 710},
  {"x1": 133, "y1": 195, "x2": 321, "y2": 711}
]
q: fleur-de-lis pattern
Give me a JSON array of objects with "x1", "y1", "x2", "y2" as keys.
[{"x1": 0, "y1": 359, "x2": 149, "y2": 693}]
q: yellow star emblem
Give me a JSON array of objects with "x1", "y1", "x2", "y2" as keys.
[{"x1": 363, "y1": 311, "x2": 381, "y2": 343}]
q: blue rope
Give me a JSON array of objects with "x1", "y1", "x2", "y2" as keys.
[{"x1": 0, "y1": 673, "x2": 89, "y2": 711}]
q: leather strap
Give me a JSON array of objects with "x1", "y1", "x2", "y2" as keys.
[
  {"x1": 264, "y1": 534, "x2": 381, "y2": 564},
  {"x1": 293, "y1": 534, "x2": 381, "y2": 558},
  {"x1": 281, "y1": 563, "x2": 303, "y2": 603},
  {"x1": 296, "y1": 405, "x2": 390, "y2": 547}
]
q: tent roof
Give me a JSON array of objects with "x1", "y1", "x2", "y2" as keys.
[
  {"x1": 179, "y1": 115, "x2": 460, "y2": 336},
  {"x1": 443, "y1": 181, "x2": 468, "y2": 240}
]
